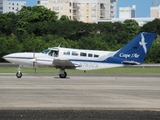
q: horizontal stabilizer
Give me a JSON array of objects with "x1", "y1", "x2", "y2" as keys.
[{"x1": 123, "y1": 61, "x2": 140, "y2": 65}]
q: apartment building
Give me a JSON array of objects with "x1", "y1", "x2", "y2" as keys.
[
  {"x1": 119, "y1": 5, "x2": 136, "y2": 18},
  {"x1": 37, "y1": 0, "x2": 118, "y2": 23},
  {"x1": 0, "y1": 0, "x2": 26, "y2": 13},
  {"x1": 150, "y1": 0, "x2": 160, "y2": 18},
  {"x1": 0, "y1": 0, "x2": 2, "y2": 13},
  {"x1": 98, "y1": 4, "x2": 153, "y2": 26},
  {"x1": 150, "y1": 6, "x2": 160, "y2": 18}
]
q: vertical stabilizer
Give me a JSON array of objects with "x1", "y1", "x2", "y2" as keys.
[{"x1": 107, "y1": 32, "x2": 156, "y2": 64}]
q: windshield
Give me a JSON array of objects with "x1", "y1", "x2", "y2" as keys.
[{"x1": 41, "y1": 49, "x2": 50, "y2": 54}]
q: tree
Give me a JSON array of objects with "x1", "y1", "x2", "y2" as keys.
[
  {"x1": 145, "y1": 36, "x2": 160, "y2": 63},
  {"x1": 17, "y1": 6, "x2": 57, "y2": 23},
  {"x1": 59, "y1": 15, "x2": 70, "y2": 21},
  {"x1": 141, "y1": 18, "x2": 160, "y2": 34},
  {"x1": 22, "y1": 35, "x2": 45, "y2": 52},
  {"x1": 0, "y1": 12, "x2": 18, "y2": 36},
  {"x1": 123, "y1": 19, "x2": 140, "y2": 39},
  {"x1": 0, "y1": 36, "x2": 22, "y2": 62},
  {"x1": 16, "y1": 6, "x2": 58, "y2": 37}
]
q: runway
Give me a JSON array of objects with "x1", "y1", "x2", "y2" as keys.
[{"x1": 0, "y1": 74, "x2": 160, "y2": 119}]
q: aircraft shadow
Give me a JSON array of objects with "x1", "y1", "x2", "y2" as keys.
[{"x1": 54, "y1": 77, "x2": 70, "y2": 79}]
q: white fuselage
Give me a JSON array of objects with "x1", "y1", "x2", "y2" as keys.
[
  {"x1": 3, "y1": 52, "x2": 54, "y2": 67},
  {"x1": 3, "y1": 47, "x2": 124, "y2": 70}
]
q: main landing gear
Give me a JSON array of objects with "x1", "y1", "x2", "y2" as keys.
[
  {"x1": 16, "y1": 67, "x2": 22, "y2": 78},
  {"x1": 59, "y1": 69, "x2": 67, "y2": 78}
]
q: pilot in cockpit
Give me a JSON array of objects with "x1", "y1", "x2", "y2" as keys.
[{"x1": 50, "y1": 50, "x2": 58, "y2": 57}]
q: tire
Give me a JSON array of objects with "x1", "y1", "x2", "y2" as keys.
[
  {"x1": 59, "y1": 71, "x2": 67, "y2": 78},
  {"x1": 16, "y1": 72, "x2": 22, "y2": 78}
]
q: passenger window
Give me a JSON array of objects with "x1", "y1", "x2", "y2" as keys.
[
  {"x1": 88, "y1": 53, "x2": 92, "y2": 57},
  {"x1": 63, "y1": 51, "x2": 70, "y2": 55},
  {"x1": 80, "y1": 52, "x2": 87, "y2": 57},
  {"x1": 94, "y1": 54, "x2": 99, "y2": 58},
  {"x1": 72, "y1": 51, "x2": 79, "y2": 56}
]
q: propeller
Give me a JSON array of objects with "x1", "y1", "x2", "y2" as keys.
[{"x1": 33, "y1": 49, "x2": 36, "y2": 73}]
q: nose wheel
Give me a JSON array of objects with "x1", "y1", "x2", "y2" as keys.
[
  {"x1": 16, "y1": 71, "x2": 22, "y2": 78},
  {"x1": 16, "y1": 67, "x2": 22, "y2": 78}
]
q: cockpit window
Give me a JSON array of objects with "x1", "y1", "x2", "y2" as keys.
[
  {"x1": 41, "y1": 49, "x2": 50, "y2": 54},
  {"x1": 49, "y1": 50, "x2": 58, "y2": 57}
]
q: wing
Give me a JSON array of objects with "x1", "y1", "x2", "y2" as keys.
[{"x1": 53, "y1": 59, "x2": 81, "y2": 69}]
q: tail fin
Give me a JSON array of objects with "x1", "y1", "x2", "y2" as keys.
[{"x1": 107, "y1": 32, "x2": 156, "y2": 65}]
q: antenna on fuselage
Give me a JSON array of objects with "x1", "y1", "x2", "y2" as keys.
[{"x1": 58, "y1": 43, "x2": 62, "y2": 48}]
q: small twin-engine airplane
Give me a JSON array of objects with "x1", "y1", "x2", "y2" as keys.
[{"x1": 3, "y1": 32, "x2": 156, "y2": 78}]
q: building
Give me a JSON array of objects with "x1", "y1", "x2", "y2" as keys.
[
  {"x1": 37, "y1": 0, "x2": 118, "y2": 23},
  {"x1": 150, "y1": 6, "x2": 160, "y2": 18},
  {"x1": 98, "y1": 18, "x2": 155, "y2": 26},
  {"x1": 98, "y1": 5, "x2": 153, "y2": 26},
  {"x1": 0, "y1": 0, "x2": 26, "y2": 14},
  {"x1": 150, "y1": 0, "x2": 160, "y2": 18},
  {"x1": 97, "y1": 3, "x2": 155, "y2": 26},
  {"x1": 119, "y1": 5, "x2": 136, "y2": 18},
  {"x1": 110, "y1": 0, "x2": 117, "y2": 18}
]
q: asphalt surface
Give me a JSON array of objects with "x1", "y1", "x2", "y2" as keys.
[{"x1": 0, "y1": 74, "x2": 160, "y2": 119}]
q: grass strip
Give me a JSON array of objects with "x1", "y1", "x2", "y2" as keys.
[{"x1": 0, "y1": 67, "x2": 160, "y2": 74}]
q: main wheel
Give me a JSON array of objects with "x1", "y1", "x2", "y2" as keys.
[
  {"x1": 59, "y1": 71, "x2": 67, "y2": 78},
  {"x1": 16, "y1": 72, "x2": 22, "y2": 78}
]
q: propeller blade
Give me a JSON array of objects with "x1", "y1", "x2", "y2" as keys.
[{"x1": 33, "y1": 51, "x2": 36, "y2": 73}]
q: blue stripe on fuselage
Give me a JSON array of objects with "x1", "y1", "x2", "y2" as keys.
[{"x1": 70, "y1": 58, "x2": 123, "y2": 64}]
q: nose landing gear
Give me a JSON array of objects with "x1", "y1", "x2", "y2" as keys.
[{"x1": 16, "y1": 67, "x2": 22, "y2": 78}]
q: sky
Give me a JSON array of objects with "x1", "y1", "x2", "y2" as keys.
[
  {"x1": 24, "y1": 0, "x2": 154, "y2": 18},
  {"x1": 117, "y1": 0, "x2": 153, "y2": 18}
]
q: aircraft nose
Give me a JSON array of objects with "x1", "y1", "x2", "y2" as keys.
[
  {"x1": 3, "y1": 55, "x2": 8, "y2": 59},
  {"x1": 3, "y1": 54, "x2": 12, "y2": 61}
]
